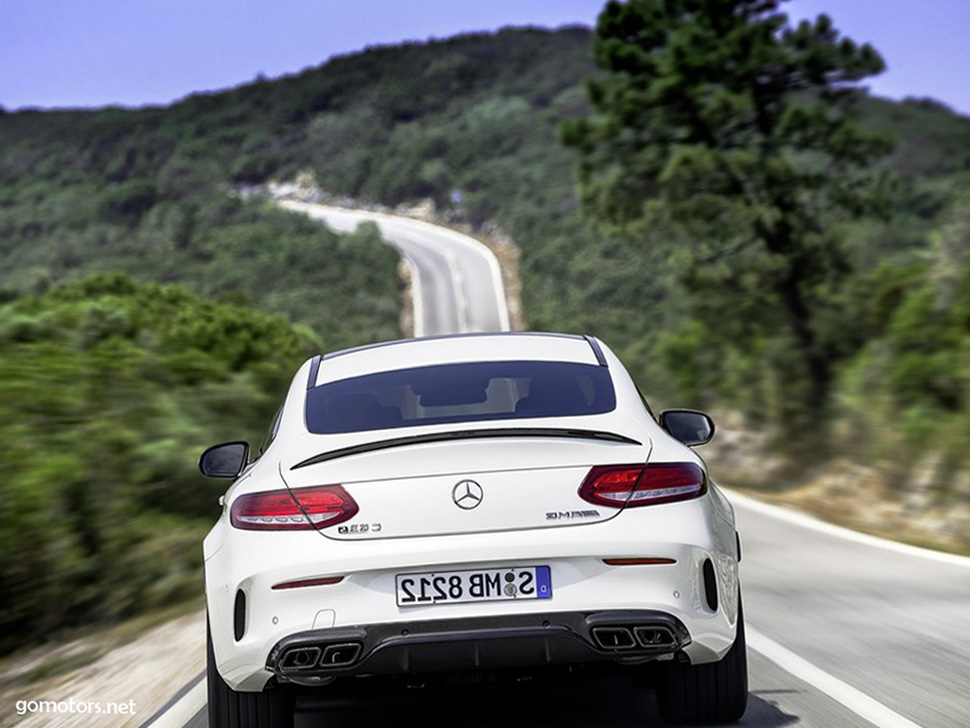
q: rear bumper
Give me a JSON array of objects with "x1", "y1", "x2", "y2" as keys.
[
  {"x1": 205, "y1": 491, "x2": 740, "y2": 691},
  {"x1": 266, "y1": 610, "x2": 690, "y2": 683}
]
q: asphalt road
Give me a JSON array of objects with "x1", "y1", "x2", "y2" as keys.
[
  {"x1": 154, "y1": 206, "x2": 970, "y2": 728},
  {"x1": 278, "y1": 202, "x2": 509, "y2": 335}
]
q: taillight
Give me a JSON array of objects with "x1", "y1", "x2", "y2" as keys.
[
  {"x1": 579, "y1": 463, "x2": 706, "y2": 508},
  {"x1": 230, "y1": 485, "x2": 359, "y2": 530},
  {"x1": 579, "y1": 465, "x2": 643, "y2": 505}
]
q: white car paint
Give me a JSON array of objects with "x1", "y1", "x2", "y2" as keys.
[{"x1": 203, "y1": 333, "x2": 741, "y2": 692}]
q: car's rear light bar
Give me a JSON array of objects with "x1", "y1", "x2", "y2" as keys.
[
  {"x1": 230, "y1": 485, "x2": 359, "y2": 530},
  {"x1": 272, "y1": 576, "x2": 345, "y2": 590},
  {"x1": 602, "y1": 558, "x2": 677, "y2": 566},
  {"x1": 579, "y1": 463, "x2": 706, "y2": 508}
]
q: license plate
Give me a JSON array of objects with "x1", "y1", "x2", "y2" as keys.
[{"x1": 395, "y1": 566, "x2": 552, "y2": 607}]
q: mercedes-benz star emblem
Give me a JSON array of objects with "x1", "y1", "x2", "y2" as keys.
[{"x1": 452, "y1": 480, "x2": 484, "y2": 510}]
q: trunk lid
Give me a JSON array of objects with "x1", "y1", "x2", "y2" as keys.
[{"x1": 280, "y1": 433, "x2": 652, "y2": 540}]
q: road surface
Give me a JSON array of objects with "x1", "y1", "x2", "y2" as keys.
[
  {"x1": 145, "y1": 205, "x2": 970, "y2": 728},
  {"x1": 279, "y1": 202, "x2": 509, "y2": 336}
]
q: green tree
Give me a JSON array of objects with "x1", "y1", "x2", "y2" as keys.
[{"x1": 562, "y1": 0, "x2": 894, "y2": 423}]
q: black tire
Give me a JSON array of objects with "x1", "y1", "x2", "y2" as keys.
[
  {"x1": 207, "y1": 622, "x2": 294, "y2": 728},
  {"x1": 657, "y1": 600, "x2": 748, "y2": 725}
]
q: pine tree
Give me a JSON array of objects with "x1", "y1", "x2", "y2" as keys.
[{"x1": 562, "y1": 0, "x2": 893, "y2": 417}]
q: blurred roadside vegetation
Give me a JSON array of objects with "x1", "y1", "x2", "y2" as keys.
[
  {"x1": 2, "y1": 16, "x2": 970, "y2": 649},
  {"x1": 0, "y1": 275, "x2": 318, "y2": 652}
]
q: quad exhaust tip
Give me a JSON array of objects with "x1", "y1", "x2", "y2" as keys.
[
  {"x1": 280, "y1": 646, "x2": 321, "y2": 671},
  {"x1": 591, "y1": 626, "x2": 636, "y2": 650},
  {"x1": 278, "y1": 642, "x2": 362, "y2": 673},
  {"x1": 320, "y1": 643, "x2": 362, "y2": 667},
  {"x1": 633, "y1": 626, "x2": 676, "y2": 648},
  {"x1": 592, "y1": 625, "x2": 678, "y2": 651}
]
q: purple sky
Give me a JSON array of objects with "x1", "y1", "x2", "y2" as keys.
[{"x1": 1, "y1": 0, "x2": 968, "y2": 115}]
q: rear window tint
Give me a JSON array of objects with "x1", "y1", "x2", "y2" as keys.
[{"x1": 306, "y1": 360, "x2": 615, "y2": 434}]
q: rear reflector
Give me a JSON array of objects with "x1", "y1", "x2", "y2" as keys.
[
  {"x1": 580, "y1": 463, "x2": 706, "y2": 508},
  {"x1": 272, "y1": 576, "x2": 345, "y2": 590},
  {"x1": 603, "y1": 558, "x2": 677, "y2": 566},
  {"x1": 230, "y1": 485, "x2": 359, "y2": 530}
]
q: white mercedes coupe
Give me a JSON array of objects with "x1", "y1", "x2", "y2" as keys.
[{"x1": 200, "y1": 332, "x2": 747, "y2": 726}]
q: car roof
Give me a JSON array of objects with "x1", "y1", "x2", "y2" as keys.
[{"x1": 311, "y1": 332, "x2": 606, "y2": 387}]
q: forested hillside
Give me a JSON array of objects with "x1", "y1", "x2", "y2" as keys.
[
  {"x1": 0, "y1": 111, "x2": 402, "y2": 350},
  {"x1": 2, "y1": 24, "x2": 970, "y2": 646},
  {"x1": 4, "y1": 28, "x2": 968, "y2": 418}
]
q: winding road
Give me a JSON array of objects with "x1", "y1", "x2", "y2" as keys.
[
  {"x1": 279, "y1": 202, "x2": 509, "y2": 336},
  {"x1": 145, "y1": 204, "x2": 970, "y2": 728}
]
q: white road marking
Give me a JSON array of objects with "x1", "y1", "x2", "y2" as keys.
[
  {"x1": 444, "y1": 247, "x2": 469, "y2": 332},
  {"x1": 141, "y1": 676, "x2": 206, "y2": 728},
  {"x1": 727, "y1": 489, "x2": 970, "y2": 569},
  {"x1": 430, "y1": 222, "x2": 509, "y2": 330},
  {"x1": 353, "y1": 208, "x2": 510, "y2": 330},
  {"x1": 747, "y1": 627, "x2": 924, "y2": 728}
]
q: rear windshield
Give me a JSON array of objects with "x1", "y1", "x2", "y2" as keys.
[{"x1": 306, "y1": 360, "x2": 616, "y2": 434}]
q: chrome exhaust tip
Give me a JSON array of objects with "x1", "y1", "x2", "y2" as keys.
[
  {"x1": 279, "y1": 646, "x2": 322, "y2": 672},
  {"x1": 320, "y1": 642, "x2": 362, "y2": 667},
  {"x1": 591, "y1": 626, "x2": 636, "y2": 650},
  {"x1": 633, "y1": 626, "x2": 676, "y2": 648}
]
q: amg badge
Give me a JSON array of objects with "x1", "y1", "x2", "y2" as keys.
[{"x1": 546, "y1": 510, "x2": 601, "y2": 520}]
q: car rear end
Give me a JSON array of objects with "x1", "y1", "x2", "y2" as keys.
[
  {"x1": 204, "y1": 335, "x2": 741, "y2": 696},
  {"x1": 210, "y1": 486, "x2": 737, "y2": 692}
]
